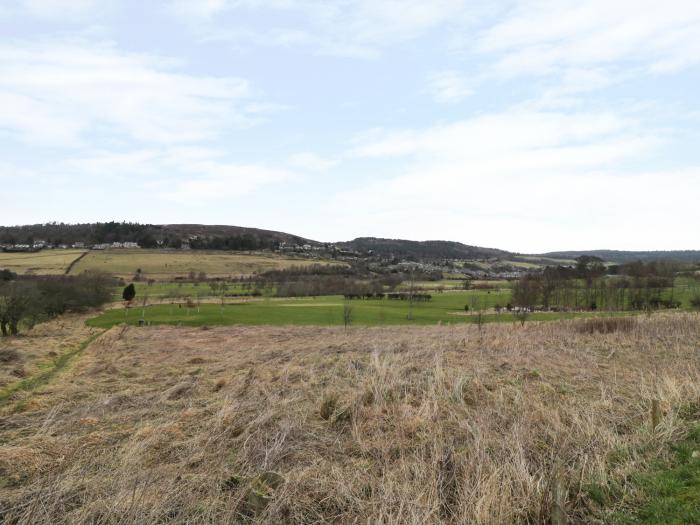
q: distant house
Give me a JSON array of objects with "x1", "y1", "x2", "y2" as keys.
[
  {"x1": 33, "y1": 240, "x2": 47, "y2": 249},
  {"x1": 92, "y1": 243, "x2": 110, "y2": 250},
  {"x1": 122, "y1": 242, "x2": 140, "y2": 249},
  {"x1": 72, "y1": 242, "x2": 85, "y2": 249},
  {"x1": 9, "y1": 244, "x2": 33, "y2": 252}
]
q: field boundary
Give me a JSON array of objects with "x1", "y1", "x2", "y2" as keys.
[
  {"x1": 64, "y1": 250, "x2": 88, "y2": 274},
  {"x1": 0, "y1": 329, "x2": 106, "y2": 406}
]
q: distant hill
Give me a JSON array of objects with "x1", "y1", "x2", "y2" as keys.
[
  {"x1": 541, "y1": 250, "x2": 700, "y2": 264},
  {"x1": 161, "y1": 224, "x2": 316, "y2": 246},
  {"x1": 0, "y1": 222, "x2": 317, "y2": 250},
  {"x1": 339, "y1": 237, "x2": 513, "y2": 260},
  {"x1": 2, "y1": 223, "x2": 699, "y2": 264}
]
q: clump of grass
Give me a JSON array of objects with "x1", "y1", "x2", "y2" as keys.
[
  {"x1": 319, "y1": 393, "x2": 338, "y2": 420},
  {"x1": 0, "y1": 348, "x2": 20, "y2": 363},
  {"x1": 575, "y1": 317, "x2": 636, "y2": 334}
]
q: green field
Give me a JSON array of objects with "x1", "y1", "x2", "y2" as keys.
[
  {"x1": 0, "y1": 249, "x2": 85, "y2": 275},
  {"x1": 109, "y1": 281, "x2": 256, "y2": 301},
  {"x1": 69, "y1": 249, "x2": 343, "y2": 280},
  {"x1": 87, "y1": 290, "x2": 643, "y2": 329}
]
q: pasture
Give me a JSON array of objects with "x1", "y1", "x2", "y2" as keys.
[
  {"x1": 1, "y1": 315, "x2": 698, "y2": 523},
  {"x1": 68, "y1": 249, "x2": 343, "y2": 280},
  {"x1": 88, "y1": 290, "x2": 632, "y2": 329},
  {"x1": 108, "y1": 281, "x2": 253, "y2": 302},
  {"x1": 0, "y1": 249, "x2": 85, "y2": 275}
]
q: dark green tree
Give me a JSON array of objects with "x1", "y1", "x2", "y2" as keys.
[{"x1": 123, "y1": 283, "x2": 136, "y2": 302}]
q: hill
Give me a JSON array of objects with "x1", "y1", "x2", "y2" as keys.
[
  {"x1": 542, "y1": 249, "x2": 700, "y2": 264},
  {"x1": 3, "y1": 223, "x2": 700, "y2": 264},
  {"x1": 340, "y1": 237, "x2": 513, "y2": 260},
  {"x1": 0, "y1": 222, "x2": 317, "y2": 251}
]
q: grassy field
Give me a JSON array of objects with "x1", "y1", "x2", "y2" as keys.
[
  {"x1": 109, "y1": 281, "x2": 253, "y2": 301},
  {"x1": 1, "y1": 315, "x2": 698, "y2": 523},
  {"x1": 0, "y1": 249, "x2": 85, "y2": 275},
  {"x1": 87, "y1": 290, "x2": 644, "y2": 329},
  {"x1": 69, "y1": 249, "x2": 343, "y2": 280}
]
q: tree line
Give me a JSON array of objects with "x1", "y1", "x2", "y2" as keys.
[
  {"x1": 511, "y1": 258, "x2": 687, "y2": 312},
  {"x1": 0, "y1": 271, "x2": 114, "y2": 336},
  {"x1": 250, "y1": 264, "x2": 440, "y2": 298}
]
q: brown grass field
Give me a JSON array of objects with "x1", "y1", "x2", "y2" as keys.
[
  {"x1": 1, "y1": 315, "x2": 699, "y2": 523},
  {"x1": 0, "y1": 250, "x2": 86, "y2": 275},
  {"x1": 0, "y1": 314, "x2": 100, "y2": 392},
  {"x1": 69, "y1": 249, "x2": 341, "y2": 280}
]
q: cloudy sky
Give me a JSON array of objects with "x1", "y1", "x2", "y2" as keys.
[{"x1": 2, "y1": 0, "x2": 700, "y2": 252}]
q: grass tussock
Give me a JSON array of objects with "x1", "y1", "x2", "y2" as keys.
[
  {"x1": 0, "y1": 314, "x2": 699, "y2": 523},
  {"x1": 574, "y1": 316, "x2": 637, "y2": 335}
]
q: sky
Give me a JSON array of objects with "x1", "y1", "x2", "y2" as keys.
[{"x1": 2, "y1": 0, "x2": 700, "y2": 253}]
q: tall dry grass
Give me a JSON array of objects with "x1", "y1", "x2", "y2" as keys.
[{"x1": 1, "y1": 314, "x2": 699, "y2": 523}]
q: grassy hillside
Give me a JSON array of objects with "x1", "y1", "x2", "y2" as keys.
[
  {"x1": 1, "y1": 315, "x2": 698, "y2": 523},
  {"x1": 65, "y1": 249, "x2": 341, "y2": 280}
]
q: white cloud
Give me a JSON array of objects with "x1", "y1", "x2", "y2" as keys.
[
  {"x1": 170, "y1": 0, "x2": 476, "y2": 57},
  {"x1": 0, "y1": 40, "x2": 255, "y2": 146},
  {"x1": 288, "y1": 152, "x2": 337, "y2": 171},
  {"x1": 332, "y1": 107, "x2": 671, "y2": 251},
  {"x1": 160, "y1": 164, "x2": 296, "y2": 204},
  {"x1": 1, "y1": 0, "x2": 97, "y2": 18},
  {"x1": 426, "y1": 70, "x2": 473, "y2": 103},
  {"x1": 351, "y1": 110, "x2": 637, "y2": 160},
  {"x1": 475, "y1": 0, "x2": 700, "y2": 77}
]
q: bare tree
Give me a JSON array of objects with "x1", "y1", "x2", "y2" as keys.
[{"x1": 343, "y1": 302, "x2": 353, "y2": 331}]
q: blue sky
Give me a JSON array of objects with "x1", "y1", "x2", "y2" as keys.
[{"x1": 2, "y1": 0, "x2": 700, "y2": 252}]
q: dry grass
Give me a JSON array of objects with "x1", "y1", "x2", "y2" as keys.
[
  {"x1": 1, "y1": 315, "x2": 699, "y2": 523},
  {"x1": 70, "y1": 249, "x2": 343, "y2": 280},
  {"x1": 0, "y1": 250, "x2": 86, "y2": 275},
  {"x1": 0, "y1": 314, "x2": 101, "y2": 394},
  {"x1": 574, "y1": 317, "x2": 637, "y2": 335}
]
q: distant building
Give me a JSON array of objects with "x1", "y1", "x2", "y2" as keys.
[
  {"x1": 92, "y1": 243, "x2": 110, "y2": 250},
  {"x1": 122, "y1": 242, "x2": 140, "y2": 249},
  {"x1": 72, "y1": 242, "x2": 85, "y2": 249}
]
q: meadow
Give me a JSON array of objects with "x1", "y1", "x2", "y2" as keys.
[
  {"x1": 108, "y1": 281, "x2": 253, "y2": 302},
  {"x1": 0, "y1": 249, "x2": 85, "y2": 275},
  {"x1": 93, "y1": 276, "x2": 700, "y2": 329},
  {"x1": 69, "y1": 249, "x2": 342, "y2": 280},
  {"x1": 89, "y1": 290, "x2": 530, "y2": 329},
  {"x1": 1, "y1": 315, "x2": 698, "y2": 523}
]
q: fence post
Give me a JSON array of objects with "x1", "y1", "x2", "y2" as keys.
[
  {"x1": 651, "y1": 399, "x2": 662, "y2": 431},
  {"x1": 550, "y1": 462, "x2": 567, "y2": 525}
]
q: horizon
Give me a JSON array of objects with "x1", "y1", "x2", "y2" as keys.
[
  {"x1": 3, "y1": 220, "x2": 700, "y2": 255},
  {"x1": 3, "y1": 1, "x2": 700, "y2": 252}
]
